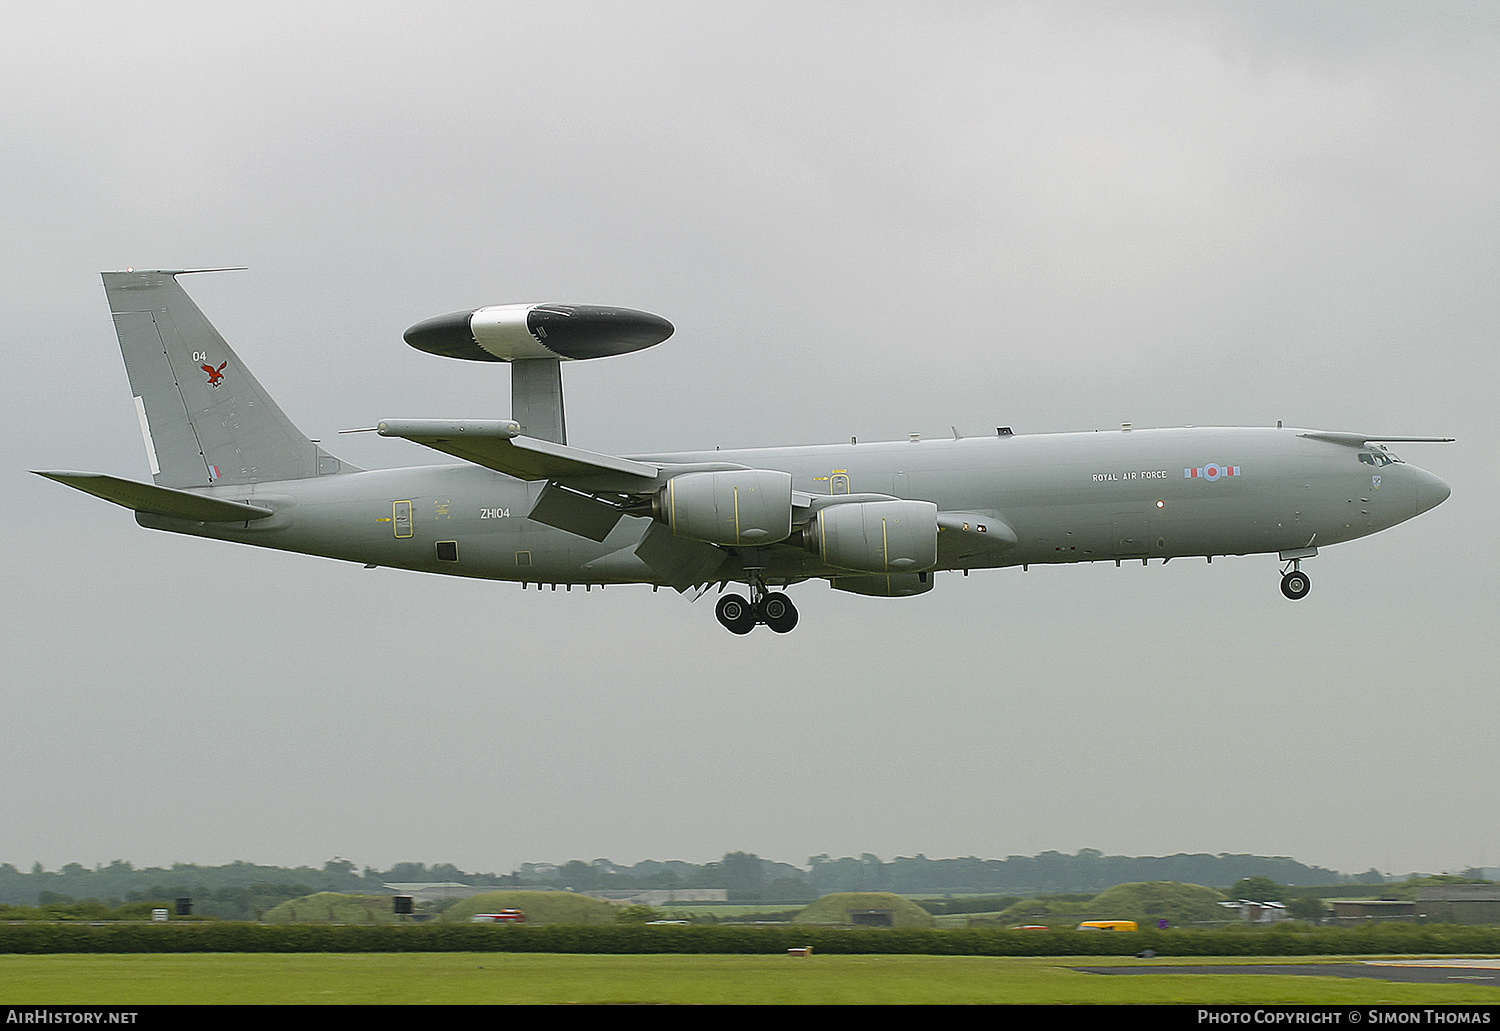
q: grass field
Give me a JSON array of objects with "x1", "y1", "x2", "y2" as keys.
[{"x1": 2, "y1": 954, "x2": 1497, "y2": 1005}]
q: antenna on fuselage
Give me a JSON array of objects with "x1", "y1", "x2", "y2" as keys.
[{"x1": 401, "y1": 303, "x2": 674, "y2": 445}]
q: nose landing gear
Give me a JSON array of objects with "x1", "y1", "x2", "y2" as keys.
[{"x1": 1280, "y1": 561, "x2": 1311, "y2": 600}]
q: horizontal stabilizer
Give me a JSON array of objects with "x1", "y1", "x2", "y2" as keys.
[
  {"x1": 34, "y1": 471, "x2": 274, "y2": 522},
  {"x1": 376, "y1": 419, "x2": 660, "y2": 487}
]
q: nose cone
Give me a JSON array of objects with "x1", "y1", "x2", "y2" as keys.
[{"x1": 1413, "y1": 467, "x2": 1451, "y2": 515}]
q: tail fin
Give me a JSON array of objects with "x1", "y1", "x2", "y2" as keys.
[{"x1": 103, "y1": 269, "x2": 355, "y2": 487}]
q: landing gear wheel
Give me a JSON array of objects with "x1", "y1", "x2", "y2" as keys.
[
  {"x1": 1280, "y1": 570, "x2": 1311, "y2": 600},
  {"x1": 716, "y1": 594, "x2": 757, "y2": 634},
  {"x1": 758, "y1": 592, "x2": 799, "y2": 634}
]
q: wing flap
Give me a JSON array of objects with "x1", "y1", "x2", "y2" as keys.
[
  {"x1": 631, "y1": 522, "x2": 729, "y2": 590},
  {"x1": 577, "y1": 524, "x2": 728, "y2": 591},
  {"x1": 527, "y1": 481, "x2": 627, "y2": 542}
]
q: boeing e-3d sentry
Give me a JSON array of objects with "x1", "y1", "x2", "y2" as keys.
[{"x1": 37, "y1": 269, "x2": 1453, "y2": 634}]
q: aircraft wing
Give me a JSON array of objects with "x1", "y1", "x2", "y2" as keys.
[
  {"x1": 33, "y1": 471, "x2": 274, "y2": 522},
  {"x1": 376, "y1": 419, "x2": 772, "y2": 545},
  {"x1": 1297, "y1": 432, "x2": 1455, "y2": 448},
  {"x1": 373, "y1": 422, "x2": 1022, "y2": 570},
  {"x1": 375, "y1": 419, "x2": 661, "y2": 489}
]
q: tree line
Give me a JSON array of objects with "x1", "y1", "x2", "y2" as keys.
[{"x1": 0, "y1": 848, "x2": 1387, "y2": 917}]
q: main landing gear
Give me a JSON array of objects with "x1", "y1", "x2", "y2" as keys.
[
  {"x1": 1280, "y1": 561, "x2": 1311, "y2": 601},
  {"x1": 715, "y1": 582, "x2": 799, "y2": 634}
]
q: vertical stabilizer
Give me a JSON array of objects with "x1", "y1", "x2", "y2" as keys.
[{"x1": 103, "y1": 270, "x2": 353, "y2": 487}]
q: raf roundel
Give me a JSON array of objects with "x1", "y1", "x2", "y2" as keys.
[{"x1": 1185, "y1": 463, "x2": 1240, "y2": 481}]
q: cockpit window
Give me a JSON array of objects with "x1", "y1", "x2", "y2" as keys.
[{"x1": 1358, "y1": 450, "x2": 1403, "y2": 467}]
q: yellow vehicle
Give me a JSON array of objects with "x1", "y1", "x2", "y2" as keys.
[{"x1": 1076, "y1": 920, "x2": 1138, "y2": 932}]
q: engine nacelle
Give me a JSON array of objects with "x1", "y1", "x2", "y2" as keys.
[
  {"x1": 808, "y1": 499, "x2": 939, "y2": 573},
  {"x1": 660, "y1": 469, "x2": 793, "y2": 546},
  {"x1": 831, "y1": 572, "x2": 935, "y2": 597}
]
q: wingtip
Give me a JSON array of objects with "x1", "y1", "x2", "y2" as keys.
[{"x1": 99, "y1": 266, "x2": 249, "y2": 276}]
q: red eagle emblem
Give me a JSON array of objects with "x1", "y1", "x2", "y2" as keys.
[{"x1": 202, "y1": 361, "x2": 227, "y2": 385}]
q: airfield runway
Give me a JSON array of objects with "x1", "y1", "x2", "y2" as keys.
[{"x1": 1076, "y1": 959, "x2": 1500, "y2": 985}]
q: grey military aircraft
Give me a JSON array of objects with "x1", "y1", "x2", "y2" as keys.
[{"x1": 37, "y1": 269, "x2": 1452, "y2": 634}]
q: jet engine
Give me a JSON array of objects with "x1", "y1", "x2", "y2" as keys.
[
  {"x1": 658, "y1": 469, "x2": 794, "y2": 546},
  {"x1": 807, "y1": 499, "x2": 939, "y2": 573}
]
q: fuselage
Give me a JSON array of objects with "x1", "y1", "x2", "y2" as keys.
[{"x1": 141, "y1": 425, "x2": 1451, "y2": 588}]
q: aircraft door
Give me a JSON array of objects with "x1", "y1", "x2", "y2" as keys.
[{"x1": 392, "y1": 500, "x2": 414, "y2": 538}]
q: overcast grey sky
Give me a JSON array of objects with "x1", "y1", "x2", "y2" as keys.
[{"x1": 4, "y1": 1, "x2": 1495, "y2": 880}]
